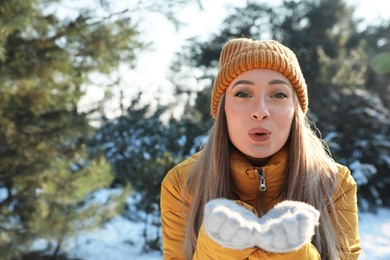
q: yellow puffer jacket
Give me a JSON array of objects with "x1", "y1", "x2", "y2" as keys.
[{"x1": 160, "y1": 147, "x2": 361, "y2": 259}]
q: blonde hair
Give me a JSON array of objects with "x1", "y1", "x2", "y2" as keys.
[{"x1": 184, "y1": 93, "x2": 343, "y2": 259}]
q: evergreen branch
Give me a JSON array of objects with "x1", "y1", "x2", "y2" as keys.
[{"x1": 85, "y1": 9, "x2": 131, "y2": 26}]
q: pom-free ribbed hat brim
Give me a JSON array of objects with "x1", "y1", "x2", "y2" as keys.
[{"x1": 211, "y1": 38, "x2": 308, "y2": 119}]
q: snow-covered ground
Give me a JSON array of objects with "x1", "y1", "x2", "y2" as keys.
[
  {"x1": 358, "y1": 208, "x2": 390, "y2": 260},
  {"x1": 66, "y1": 216, "x2": 162, "y2": 260},
  {"x1": 63, "y1": 207, "x2": 390, "y2": 260}
]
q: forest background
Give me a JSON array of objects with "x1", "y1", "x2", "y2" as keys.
[{"x1": 0, "y1": 0, "x2": 389, "y2": 259}]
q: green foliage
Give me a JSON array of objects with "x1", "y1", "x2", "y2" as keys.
[
  {"x1": 315, "y1": 42, "x2": 390, "y2": 209},
  {"x1": 89, "y1": 91, "x2": 209, "y2": 251},
  {"x1": 352, "y1": 21, "x2": 390, "y2": 107},
  {"x1": 0, "y1": 0, "x2": 139, "y2": 258},
  {"x1": 0, "y1": 0, "x2": 206, "y2": 257},
  {"x1": 370, "y1": 52, "x2": 390, "y2": 75}
]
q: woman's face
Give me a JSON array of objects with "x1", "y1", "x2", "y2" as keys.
[{"x1": 224, "y1": 69, "x2": 295, "y2": 165}]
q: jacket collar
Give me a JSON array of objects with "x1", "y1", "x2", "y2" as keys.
[{"x1": 230, "y1": 146, "x2": 288, "y2": 208}]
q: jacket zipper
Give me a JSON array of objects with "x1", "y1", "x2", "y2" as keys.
[{"x1": 256, "y1": 167, "x2": 266, "y2": 216}]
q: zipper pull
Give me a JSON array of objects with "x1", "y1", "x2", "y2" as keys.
[{"x1": 257, "y1": 168, "x2": 266, "y2": 191}]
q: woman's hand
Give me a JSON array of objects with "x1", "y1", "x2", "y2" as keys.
[{"x1": 203, "y1": 199, "x2": 319, "y2": 253}]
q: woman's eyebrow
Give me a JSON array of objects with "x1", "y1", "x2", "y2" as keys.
[
  {"x1": 232, "y1": 80, "x2": 255, "y2": 88},
  {"x1": 269, "y1": 79, "x2": 290, "y2": 86}
]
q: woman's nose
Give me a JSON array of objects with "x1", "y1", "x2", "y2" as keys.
[{"x1": 251, "y1": 100, "x2": 270, "y2": 121}]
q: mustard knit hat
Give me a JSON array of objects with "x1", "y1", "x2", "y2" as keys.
[{"x1": 211, "y1": 38, "x2": 308, "y2": 119}]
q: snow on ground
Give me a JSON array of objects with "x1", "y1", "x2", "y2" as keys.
[
  {"x1": 63, "y1": 207, "x2": 390, "y2": 260},
  {"x1": 358, "y1": 208, "x2": 390, "y2": 260},
  {"x1": 66, "y1": 216, "x2": 162, "y2": 260}
]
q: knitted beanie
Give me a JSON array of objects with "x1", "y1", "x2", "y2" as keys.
[{"x1": 211, "y1": 38, "x2": 308, "y2": 119}]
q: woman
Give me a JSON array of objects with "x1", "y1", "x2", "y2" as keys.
[{"x1": 160, "y1": 38, "x2": 360, "y2": 259}]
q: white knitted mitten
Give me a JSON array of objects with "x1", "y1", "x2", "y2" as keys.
[{"x1": 203, "y1": 198, "x2": 320, "y2": 253}]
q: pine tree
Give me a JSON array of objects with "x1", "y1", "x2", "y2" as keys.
[
  {"x1": 316, "y1": 43, "x2": 390, "y2": 211},
  {"x1": 89, "y1": 92, "x2": 206, "y2": 251},
  {"x1": 0, "y1": 0, "x2": 140, "y2": 258}
]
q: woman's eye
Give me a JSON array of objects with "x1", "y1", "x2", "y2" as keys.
[
  {"x1": 235, "y1": 91, "x2": 251, "y2": 98},
  {"x1": 273, "y1": 92, "x2": 288, "y2": 99}
]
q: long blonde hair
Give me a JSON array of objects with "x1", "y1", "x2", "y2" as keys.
[{"x1": 184, "y1": 93, "x2": 342, "y2": 259}]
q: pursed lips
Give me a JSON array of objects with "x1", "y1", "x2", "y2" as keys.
[{"x1": 248, "y1": 127, "x2": 271, "y2": 142}]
